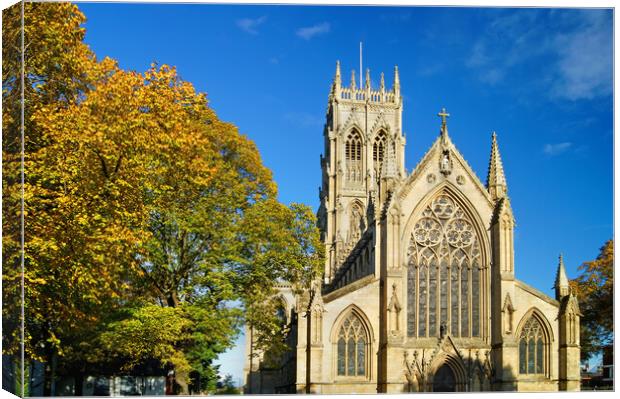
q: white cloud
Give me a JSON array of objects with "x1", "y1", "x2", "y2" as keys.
[
  {"x1": 296, "y1": 22, "x2": 330, "y2": 40},
  {"x1": 466, "y1": 9, "x2": 611, "y2": 101},
  {"x1": 236, "y1": 16, "x2": 267, "y2": 35},
  {"x1": 543, "y1": 142, "x2": 572, "y2": 156},
  {"x1": 479, "y1": 68, "x2": 504, "y2": 85},
  {"x1": 551, "y1": 13, "x2": 612, "y2": 100},
  {"x1": 465, "y1": 42, "x2": 489, "y2": 68},
  {"x1": 465, "y1": 10, "x2": 549, "y2": 85}
]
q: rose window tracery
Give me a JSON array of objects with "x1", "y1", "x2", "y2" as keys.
[{"x1": 407, "y1": 192, "x2": 485, "y2": 338}]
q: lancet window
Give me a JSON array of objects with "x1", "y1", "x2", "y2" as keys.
[
  {"x1": 345, "y1": 130, "x2": 362, "y2": 182},
  {"x1": 336, "y1": 312, "x2": 368, "y2": 377},
  {"x1": 519, "y1": 316, "x2": 547, "y2": 375},
  {"x1": 373, "y1": 130, "x2": 387, "y2": 179},
  {"x1": 407, "y1": 192, "x2": 484, "y2": 338}
]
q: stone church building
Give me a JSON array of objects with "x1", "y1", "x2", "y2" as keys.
[{"x1": 244, "y1": 62, "x2": 581, "y2": 393}]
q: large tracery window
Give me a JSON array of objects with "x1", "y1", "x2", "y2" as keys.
[
  {"x1": 345, "y1": 130, "x2": 362, "y2": 182},
  {"x1": 407, "y1": 192, "x2": 484, "y2": 338},
  {"x1": 336, "y1": 312, "x2": 368, "y2": 377},
  {"x1": 519, "y1": 316, "x2": 547, "y2": 375}
]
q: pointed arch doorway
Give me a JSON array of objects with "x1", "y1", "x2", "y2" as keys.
[{"x1": 433, "y1": 364, "x2": 456, "y2": 392}]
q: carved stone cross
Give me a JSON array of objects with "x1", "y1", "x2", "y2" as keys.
[{"x1": 438, "y1": 107, "x2": 450, "y2": 126}]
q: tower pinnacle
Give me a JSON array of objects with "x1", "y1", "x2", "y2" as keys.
[
  {"x1": 393, "y1": 66, "x2": 400, "y2": 89},
  {"x1": 333, "y1": 60, "x2": 341, "y2": 94},
  {"x1": 335, "y1": 60, "x2": 341, "y2": 83},
  {"x1": 380, "y1": 72, "x2": 385, "y2": 92},
  {"x1": 555, "y1": 254, "x2": 570, "y2": 299},
  {"x1": 350, "y1": 69, "x2": 356, "y2": 90},
  {"x1": 486, "y1": 131, "x2": 508, "y2": 200},
  {"x1": 365, "y1": 68, "x2": 371, "y2": 89}
]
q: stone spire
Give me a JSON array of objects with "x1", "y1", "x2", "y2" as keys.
[
  {"x1": 486, "y1": 131, "x2": 507, "y2": 200},
  {"x1": 365, "y1": 68, "x2": 371, "y2": 89},
  {"x1": 393, "y1": 65, "x2": 400, "y2": 96},
  {"x1": 555, "y1": 254, "x2": 570, "y2": 300},
  {"x1": 334, "y1": 60, "x2": 341, "y2": 88},
  {"x1": 350, "y1": 69, "x2": 356, "y2": 90},
  {"x1": 331, "y1": 60, "x2": 342, "y2": 98},
  {"x1": 380, "y1": 72, "x2": 385, "y2": 92}
]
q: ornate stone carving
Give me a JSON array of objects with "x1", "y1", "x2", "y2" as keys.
[
  {"x1": 388, "y1": 282, "x2": 402, "y2": 333},
  {"x1": 427, "y1": 173, "x2": 436, "y2": 183},
  {"x1": 308, "y1": 285, "x2": 325, "y2": 344},
  {"x1": 404, "y1": 349, "x2": 434, "y2": 392},
  {"x1": 439, "y1": 150, "x2": 453, "y2": 176},
  {"x1": 456, "y1": 175, "x2": 465, "y2": 185},
  {"x1": 502, "y1": 293, "x2": 515, "y2": 334}
]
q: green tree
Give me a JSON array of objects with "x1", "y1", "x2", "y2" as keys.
[
  {"x1": 570, "y1": 240, "x2": 613, "y2": 362},
  {"x1": 216, "y1": 374, "x2": 240, "y2": 395},
  {"x1": 2, "y1": 3, "x2": 111, "y2": 394},
  {"x1": 3, "y1": 3, "x2": 324, "y2": 395}
]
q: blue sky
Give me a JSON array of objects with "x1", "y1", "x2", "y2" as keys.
[{"x1": 76, "y1": 2, "x2": 613, "y2": 382}]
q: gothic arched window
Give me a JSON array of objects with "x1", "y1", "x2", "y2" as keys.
[
  {"x1": 345, "y1": 130, "x2": 362, "y2": 182},
  {"x1": 407, "y1": 192, "x2": 485, "y2": 338},
  {"x1": 373, "y1": 130, "x2": 387, "y2": 179},
  {"x1": 519, "y1": 316, "x2": 547, "y2": 375},
  {"x1": 336, "y1": 312, "x2": 368, "y2": 377}
]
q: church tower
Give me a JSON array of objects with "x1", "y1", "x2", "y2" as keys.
[
  {"x1": 317, "y1": 61, "x2": 405, "y2": 283},
  {"x1": 247, "y1": 58, "x2": 582, "y2": 395}
]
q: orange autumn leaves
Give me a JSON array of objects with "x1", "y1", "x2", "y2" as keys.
[{"x1": 3, "y1": 2, "x2": 321, "y2": 383}]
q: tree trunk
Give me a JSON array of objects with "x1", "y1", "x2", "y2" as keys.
[
  {"x1": 43, "y1": 346, "x2": 53, "y2": 396},
  {"x1": 74, "y1": 370, "x2": 84, "y2": 396},
  {"x1": 167, "y1": 291, "x2": 179, "y2": 308},
  {"x1": 175, "y1": 369, "x2": 189, "y2": 395}
]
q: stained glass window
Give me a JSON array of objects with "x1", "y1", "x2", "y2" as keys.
[
  {"x1": 519, "y1": 340, "x2": 527, "y2": 374},
  {"x1": 406, "y1": 192, "x2": 485, "y2": 338},
  {"x1": 418, "y1": 266, "x2": 427, "y2": 337},
  {"x1": 357, "y1": 339, "x2": 365, "y2": 375},
  {"x1": 337, "y1": 338, "x2": 346, "y2": 375},
  {"x1": 429, "y1": 262, "x2": 437, "y2": 336},
  {"x1": 336, "y1": 312, "x2": 367, "y2": 377},
  {"x1": 407, "y1": 266, "x2": 416, "y2": 336},
  {"x1": 461, "y1": 265, "x2": 469, "y2": 337},
  {"x1": 450, "y1": 262, "x2": 459, "y2": 335},
  {"x1": 440, "y1": 259, "x2": 448, "y2": 328},
  {"x1": 536, "y1": 339, "x2": 543, "y2": 374},
  {"x1": 472, "y1": 263, "x2": 480, "y2": 337},
  {"x1": 347, "y1": 338, "x2": 355, "y2": 375},
  {"x1": 519, "y1": 315, "x2": 547, "y2": 375}
]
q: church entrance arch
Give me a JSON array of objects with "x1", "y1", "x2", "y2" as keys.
[{"x1": 432, "y1": 363, "x2": 456, "y2": 392}]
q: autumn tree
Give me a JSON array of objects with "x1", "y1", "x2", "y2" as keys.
[
  {"x1": 2, "y1": 3, "x2": 105, "y2": 393},
  {"x1": 38, "y1": 63, "x2": 323, "y2": 393},
  {"x1": 4, "y1": 3, "x2": 324, "y2": 395},
  {"x1": 570, "y1": 240, "x2": 613, "y2": 362}
]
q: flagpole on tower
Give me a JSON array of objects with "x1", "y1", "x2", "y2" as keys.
[{"x1": 359, "y1": 42, "x2": 363, "y2": 89}]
